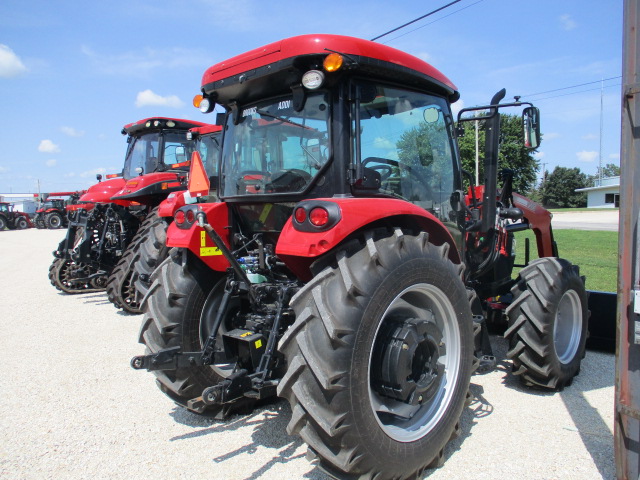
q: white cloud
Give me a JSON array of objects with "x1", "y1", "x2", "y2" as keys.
[
  {"x1": 576, "y1": 150, "x2": 598, "y2": 162},
  {"x1": 60, "y1": 126, "x2": 85, "y2": 137},
  {"x1": 38, "y1": 139, "x2": 60, "y2": 153},
  {"x1": 135, "y1": 89, "x2": 184, "y2": 108},
  {"x1": 79, "y1": 168, "x2": 106, "y2": 178},
  {"x1": 373, "y1": 137, "x2": 395, "y2": 150},
  {"x1": 609, "y1": 153, "x2": 620, "y2": 160},
  {"x1": 0, "y1": 44, "x2": 27, "y2": 78},
  {"x1": 82, "y1": 45, "x2": 204, "y2": 78},
  {"x1": 45, "y1": 159, "x2": 57, "y2": 167},
  {"x1": 559, "y1": 14, "x2": 577, "y2": 31},
  {"x1": 534, "y1": 151, "x2": 546, "y2": 160},
  {"x1": 581, "y1": 133, "x2": 598, "y2": 140},
  {"x1": 0, "y1": 166, "x2": 9, "y2": 173},
  {"x1": 543, "y1": 132, "x2": 560, "y2": 140}
]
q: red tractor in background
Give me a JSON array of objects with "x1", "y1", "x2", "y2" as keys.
[
  {"x1": 131, "y1": 35, "x2": 588, "y2": 480},
  {"x1": 108, "y1": 123, "x2": 221, "y2": 314},
  {"x1": 34, "y1": 191, "x2": 84, "y2": 229},
  {"x1": 49, "y1": 117, "x2": 209, "y2": 298},
  {"x1": 0, "y1": 202, "x2": 33, "y2": 230}
]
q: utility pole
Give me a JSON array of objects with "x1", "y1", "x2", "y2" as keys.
[{"x1": 616, "y1": 1, "x2": 640, "y2": 478}]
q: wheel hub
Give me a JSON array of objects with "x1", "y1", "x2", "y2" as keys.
[{"x1": 372, "y1": 314, "x2": 445, "y2": 406}]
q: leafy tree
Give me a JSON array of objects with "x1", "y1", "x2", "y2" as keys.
[
  {"x1": 542, "y1": 166, "x2": 588, "y2": 208},
  {"x1": 457, "y1": 114, "x2": 539, "y2": 194},
  {"x1": 589, "y1": 162, "x2": 620, "y2": 185}
]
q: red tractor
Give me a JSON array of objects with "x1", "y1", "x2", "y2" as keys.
[
  {"x1": 107, "y1": 123, "x2": 221, "y2": 313},
  {"x1": 131, "y1": 35, "x2": 588, "y2": 480},
  {"x1": 50, "y1": 117, "x2": 210, "y2": 297},
  {"x1": 34, "y1": 191, "x2": 83, "y2": 229},
  {"x1": 0, "y1": 202, "x2": 33, "y2": 230}
]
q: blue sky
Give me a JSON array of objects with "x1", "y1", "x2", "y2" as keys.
[{"x1": 0, "y1": 0, "x2": 622, "y2": 194}]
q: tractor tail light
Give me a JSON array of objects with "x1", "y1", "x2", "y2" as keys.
[
  {"x1": 309, "y1": 207, "x2": 329, "y2": 227},
  {"x1": 292, "y1": 201, "x2": 341, "y2": 232},
  {"x1": 294, "y1": 207, "x2": 307, "y2": 223},
  {"x1": 175, "y1": 210, "x2": 185, "y2": 225}
]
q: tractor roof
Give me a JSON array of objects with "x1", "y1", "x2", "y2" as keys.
[
  {"x1": 201, "y1": 34, "x2": 458, "y2": 105},
  {"x1": 122, "y1": 117, "x2": 210, "y2": 135}
]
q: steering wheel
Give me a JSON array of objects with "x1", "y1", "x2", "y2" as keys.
[{"x1": 267, "y1": 169, "x2": 312, "y2": 193}]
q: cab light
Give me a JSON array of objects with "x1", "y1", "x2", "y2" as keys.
[
  {"x1": 185, "y1": 209, "x2": 195, "y2": 223},
  {"x1": 166, "y1": 120, "x2": 175, "y2": 127},
  {"x1": 154, "y1": 120, "x2": 161, "y2": 127},
  {"x1": 126, "y1": 180, "x2": 139, "y2": 187},
  {"x1": 199, "y1": 97, "x2": 213, "y2": 113},
  {"x1": 302, "y1": 70, "x2": 324, "y2": 90},
  {"x1": 323, "y1": 53, "x2": 344, "y2": 72},
  {"x1": 193, "y1": 95, "x2": 203, "y2": 108},
  {"x1": 309, "y1": 207, "x2": 329, "y2": 227},
  {"x1": 175, "y1": 210, "x2": 185, "y2": 224},
  {"x1": 294, "y1": 207, "x2": 307, "y2": 223}
]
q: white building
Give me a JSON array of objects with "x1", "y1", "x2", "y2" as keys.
[{"x1": 575, "y1": 176, "x2": 620, "y2": 208}]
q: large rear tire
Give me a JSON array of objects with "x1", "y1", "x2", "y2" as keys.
[
  {"x1": 277, "y1": 229, "x2": 474, "y2": 480},
  {"x1": 106, "y1": 208, "x2": 160, "y2": 314},
  {"x1": 505, "y1": 257, "x2": 588, "y2": 390},
  {"x1": 132, "y1": 212, "x2": 170, "y2": 304},
  {"x1": 138, "y1": 248, "x2": 224, "y2": 407}
]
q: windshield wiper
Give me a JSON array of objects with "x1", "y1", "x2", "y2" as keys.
[{"x1": 256, "y1": 110, "x2": 311, "y2": 130}]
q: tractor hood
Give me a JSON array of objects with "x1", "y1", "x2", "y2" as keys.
[
  {"x1": 79, "y1": 177, "x2": 128, "y2": 206},
  {"x1": 111, "y1": 171, "x2": 185, "y2": 201}
]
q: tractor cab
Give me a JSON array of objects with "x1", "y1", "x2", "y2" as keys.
[{"x1": 120, "y1": 117, "x2": 207, "y2": 179}]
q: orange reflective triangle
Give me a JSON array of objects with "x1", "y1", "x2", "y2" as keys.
[{"x1": 188, "y1": 151, "x2": 210, "y2": 196}]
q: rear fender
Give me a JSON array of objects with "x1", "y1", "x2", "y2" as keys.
[
  {"x1": 166, "y1": 202, "x2": 230, "y2": 271},
  {"x1": 276, "y1": 197, "x2": 461, "y2": 281},
  {"x1": 158, "y1": 191, "x2": 187, "y2": 218}
]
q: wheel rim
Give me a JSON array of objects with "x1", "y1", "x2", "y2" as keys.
[
  {"x1": 50, "y1": 215, "x2": 61, "y2": 227},
  {"x1": 553, "y1": 289, "x2": 582, "y2": 364},
  {"x1": 368, "y1": 283, "x2": 461, "y2": 443}
]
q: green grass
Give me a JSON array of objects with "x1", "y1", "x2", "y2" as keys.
[{"x1": 512, "y1": 229, "x2": 618, "y2": 292}]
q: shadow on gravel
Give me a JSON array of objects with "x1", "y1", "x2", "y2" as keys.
[
  {"x1": 168, "y1": 400, "x2": 331, "y2": 480},
  {"x1": 484, "y1": 334, "x2": 615, "y2": 479}
]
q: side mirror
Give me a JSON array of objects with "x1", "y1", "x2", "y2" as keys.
[
  {"x1": 523, "y1": 106, "x2": 541, "y2": 149},
  {"x1": 96, "y1": 174, "x2": 103, "y2": 182}
]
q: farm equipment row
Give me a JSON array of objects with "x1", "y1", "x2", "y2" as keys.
[{"x1": 48, "y1": 34, "x2": 601, "y2": 480}]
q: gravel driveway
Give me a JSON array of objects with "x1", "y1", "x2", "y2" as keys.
[{"x1": 0, "y1": 229, "x2": 616, "y2": 480}]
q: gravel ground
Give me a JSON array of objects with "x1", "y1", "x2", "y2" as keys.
[{"x1": 0, "y1": 228, "x2": 616, "y2": 480}]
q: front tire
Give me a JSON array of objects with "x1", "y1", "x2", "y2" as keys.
[
  {"x1": 46, "y1": 212, "x2": 63, "y2": 229},
  {"x1": 505, "y1": 257, "x2": 588, "y2": 390},
  {"x1": 277, "y1": 229, "x2": 473, "y2": 480}
]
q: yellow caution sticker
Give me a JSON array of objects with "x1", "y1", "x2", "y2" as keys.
[
  {"x1": 200, "y1": 230, "x2": 223, "y2": 257},
  {"x1": 240, "y1": 332, "x2": 252, "y2": 337},
  {"x1": 255, "y1": 339, "x2": 263, "y2": 349},
  {"x1": 259, "y1": 204, "x2": 273, "y2": 224}
]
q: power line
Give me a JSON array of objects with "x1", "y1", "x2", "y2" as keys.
[
  {"x1": 527, "y1": 83, "x2": 621, "y2": 102},
  {"x1": 371, "y1": 1, "x2": 462, "y2": 42},
  {"x1": 521, "y1": 76, "x2": 622, "y2": 99},
  {"x1": 378, "y1": 0, "x2": 487, "y2": 44}
]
